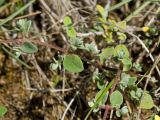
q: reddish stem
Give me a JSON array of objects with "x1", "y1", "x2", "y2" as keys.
[{"x1": 103, "y1": 105, "x2": 112, "y2": 120}]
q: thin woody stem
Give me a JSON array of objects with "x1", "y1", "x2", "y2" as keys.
[{"x1": 0, "y1": 38, "x2": 67, "y2": 53}]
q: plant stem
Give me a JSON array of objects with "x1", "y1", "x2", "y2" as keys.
[
  {"x1": 109, "y1": 109, "x2": 114, "y2": 120},
  {"x1": 1, "y1": 45, "x2": 33, "y2": 69}
]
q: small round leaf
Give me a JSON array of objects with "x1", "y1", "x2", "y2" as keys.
[
  {"x1": 114, "y1": 44, "x2": 129, "y2": 59},
  {"x1": 110, "y1": 90, "x2": 123, "y2": 108},
  {"x1": 140, "y1": 92, "x2": 154, "y2": 109},
  {"x1": 20, "y1": 41, "x2": 38, "y2": 54},
  {"x1": 63, "y1": 16, "x2": 72, "y2": 26},
  {"x1": 66, "y1": 27, "x2": 77, "y2": 38},
  {"x1": 63, "y1": 54, "x2": 84, "y2": 72}
]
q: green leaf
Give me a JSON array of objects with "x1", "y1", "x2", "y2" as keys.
[
  {"x1": 69, "y1": 37, "x2": 84, "y2": 50},
  {"x1": 99, "y1": 47, "x2": 114, "y2": 63},
  {"x1": 63, "y1": 16, "x2": 72, "y2": 26},
  {"x1": 108, "y1": 19, "x2": 118, "y2": 31},
  {"x1": 88, "y1": 101, "x2": 95, "y2": 108},
  {"x1": 63, "y1": 16, "x2": 76, "y2": 38},
  {"x1": 117, "y1": 21, "x2": 127, "y2": 29},
  {"x1": 97, "y1": 80, "x2": 105, "y2": 90},
  {"x1": 133, "y1": 63, "x2": 142, "y2": 71},
  {"x1": 128, "y1": 77, "x2": 137, "y2": 86},
  {"x1": 95, "y1": 87, "x2": 105, "y2": 101},
  {"x1": 19, "y1": 41, "x2": 38, "y2": 54},
  {"x1": 105, "y1": 31, "x2": 113, "y2": 43},
  {"x1": 121, "y1": 106, "x2": 128, "y2": 115},
  {"x1": 94, "y1": 86, "x2": 109, "y2": 107},
  {"x1": 17, "y1": 19, "x2": 32, "y2": 36},
  {"x1": 140, "y1": 91, "x2": 154, "y2": 109},
  {"x1": 0, "y1": 0, "x2": 5, "y2": 6},
  {"x1": 0, "y1": 106, "x2": 7, "y2": 118},
  {"x1": 96, "y1": 4, "x2": 108, "y2": 19},
  {"x1": 117, "y1": 32, "x2": 127, "y2": 41},
  {"x1": 130, "y1": 88, "x2": 143, "y2": 101},
  {"x1": 136, "y1": 88, "x2": 143, "y2": 98},
  {"x1": 66, "y1": 27, "x2": 77, "y2": 38},
  {"x1": 130, "y1": 90, "x2": 139, "y2": 101},
  {"x1": 110, "y1": 90, "x2": 123, "y2": 108},
  {"x1": 50, "y1": 63, "x2": 59, "y2": 70},
  {"x1": 85, "y1": 42, "x2": 99, "y2": 54},
  {"x1": 63, "y1": 54, "x2": 84, "y2": 72},
  {"x1": 120, "y1": 73, "x2": 137, "y2": 90},
  {"x1": 116, "y1": 109, "x2": 121, "y2": 117},
  {"x1": 121, "y1": 58, "x2": 132, "y2": 71},
  {"x1": 119, "y1": 73, "x2": 130, "y2": 90},
  {"x1": 114, "y1": 44, "x2": 129, "y2": 59}
]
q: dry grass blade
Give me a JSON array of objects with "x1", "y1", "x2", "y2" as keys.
[{"x1": 0, "y1": 0, "x2": 36, "y2": 26}]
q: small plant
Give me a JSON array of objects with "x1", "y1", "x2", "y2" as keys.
[{"x1": 0, "y1": 1, "x2": 158, "y2": 119}]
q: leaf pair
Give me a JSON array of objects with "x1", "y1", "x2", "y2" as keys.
[
  {"x1": 99, "y1": 44, "x2": 129, "y2": 63},
  {"x1": 63, "y1": 16, "x2": 76, "y2": 38}
]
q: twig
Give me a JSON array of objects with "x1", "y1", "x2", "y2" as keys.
[
  {"x1": 30, "y1": 39, "x2": 67, "y2": 52},
  {"x1": 124, "y1": 31, "x2": 160, "y2": 77},
  {"x1": 109, "y1": 0, "x2": 132, "y2": 11},
  {"x1": 14, "y1": 11, "x2": 42, "y2": 20},
  {"x1": 61, "y1": 91, "x2": 79, "y2": 120},
  {"x1": 71, "y1": 107, "x2": 77, "y2": 120},
  {"x1": 144, "y1": 54, "x2": 160, "y2": 90},
  {"x1": 32, "y1": 54, "x2": 52, "y2": 87},
  {"x1": 39, "y1": 0, "x2": 59, "y2": 20},
  {"x1": 62, "y1": 68, "x2": 66, "y2": 94},
  {"x1": 147, "y1": 7, "x2": 160, "y2": 26},
  {"x1": 39, "y1": 0, "x2": 59, "y2": 29},
  {"x1": 25, "y1": 87, "x2": 74, "y2": 93},
  {"x1": 77, "y1": 32, "x2": 103, "y2": 37},
  {"x1": 124, "y1": 1, "x2": 151, "y2": 22},
  {"x1": 109, "y1": 109, "x2": 114, "y2": 120},
  {"x1": 0, "y1": 38, "x2": 67, "y2": 53},
  {"x1": 24, "y1": 70, "x2": 31, "y2": 88}
]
